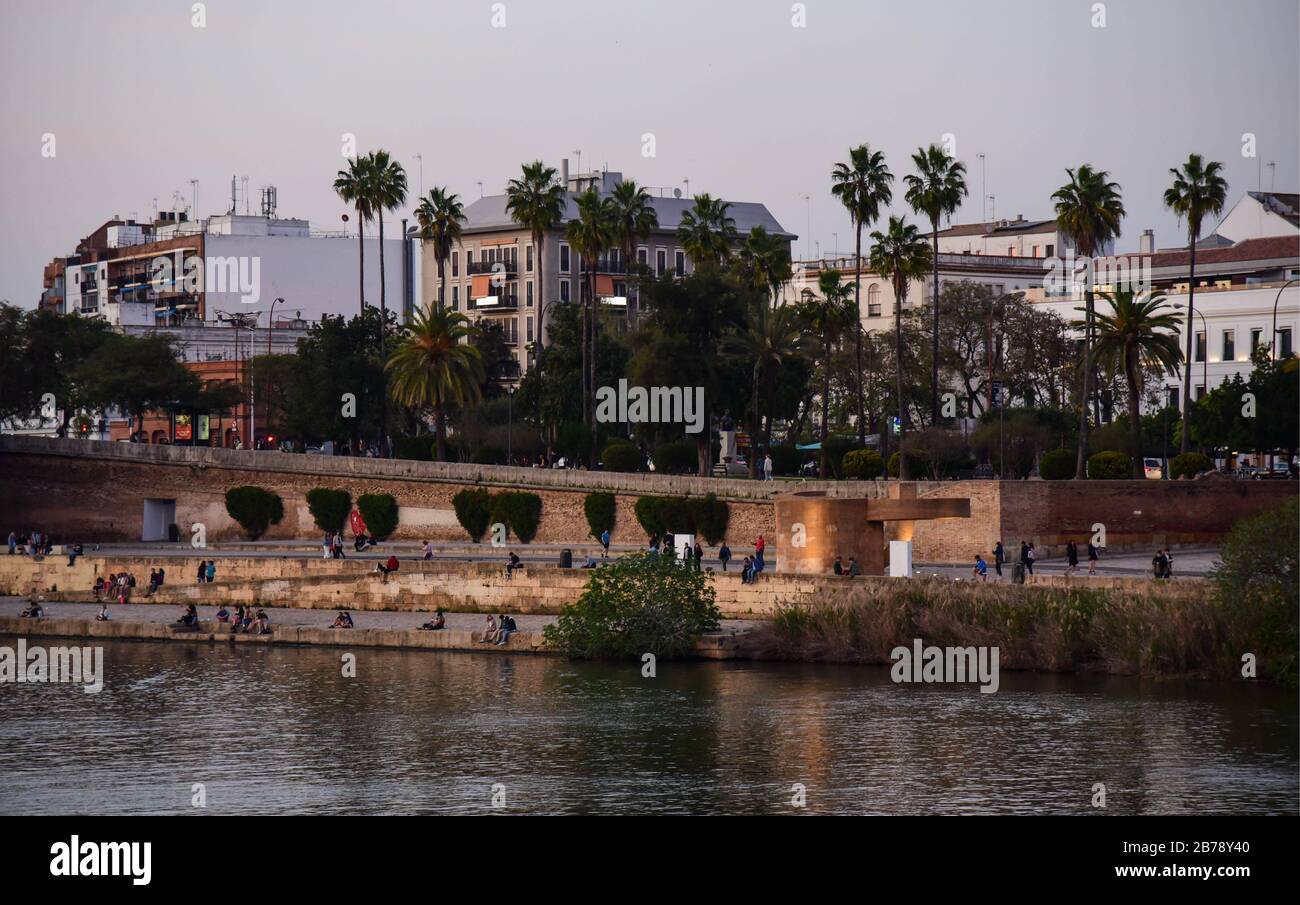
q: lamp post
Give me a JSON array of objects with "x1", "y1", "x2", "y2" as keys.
[
  {"x1": 1272, "y1": 278, "x2": 1297, "y2": 358},
  {"x1": 507, "y1": 385, "x2": 515, "y2": 464},
  {"x1": 1175, "y1": 301, "x2": 1209, "y2": 398}
]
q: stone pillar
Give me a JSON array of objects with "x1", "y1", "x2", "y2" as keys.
[{"x1": 774, "y1": 492, "x2": 882, "y2": 576}]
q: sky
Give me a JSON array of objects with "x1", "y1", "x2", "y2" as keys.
[{"x1": 1, "y1": 0, "x2": 1297, "y2": 306}]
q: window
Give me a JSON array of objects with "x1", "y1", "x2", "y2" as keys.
[
  {"x1": 1045, "y1": 244, "x2": 1054, "y2": 257},
  {"x1": 526, "y1": 245, "x2": 534, "y2": 272},
  {"x1": 637, "y1": 246, "x2": 648, "y2": 266},
  {"x1": 675, "y1": 250, "x2": 685, "y2": 277},
  {"x1": 451, "y1": 251, "x2": 459, "y2": 277},
  {"x1": 1280, "y1": 328, "x2": 1294, "y2": 358},
  {"x1": 1008, "y1": 246, "x2": 1016, "y2": 256},
  {"x1": 526, "y1": 280, "x2": 534, "y2": 307},
  {"x1": 560, "y1": 279, "x2": 570, "y2": 303},
  {"x1": 1251, "y1": 328, "x2": 1263, "y2": 351},
  {"x1": 656, "y1": 249, "x2": 667, "y2": 277},
  {"x1": 1195, "y1": 385, "x2": 1205, "y2": 401},
  {"x1": 1166, "y1": 386, "x2": 1179, "y2": 412},
  {"x1": 559, "y1": 244, "x2": 570, "y2": 273},
  {"x1": 527, "y1": 316, "x2": 534, "y2": 343},
  {"x1": 1031, "y1": 245, "x2": 1039, "y2": 256},
  {"x1": 452, "y1": 285, "x2": 459, "y2": 308},
  {"x1": 1195, "y1": 332, "x2": 1205, "y2": 362},
  {"x1": 867, "y1": 284, "x2": 881, "y2": 317},
  {"x1": 1222, "y1": 329, "x2": 1235, "y2": 361}
]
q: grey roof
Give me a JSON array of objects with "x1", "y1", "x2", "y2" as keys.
[{"x1": 460, "y1": 192, "x2": 795, "y2": 240}]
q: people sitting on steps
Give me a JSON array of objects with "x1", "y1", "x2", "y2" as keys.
[
  {"x1": 331, "y1": 611, "x2": 354, "y2": 628},
  {"x1": 419, "y1": 610, "x2": 446, "y2": 631}
]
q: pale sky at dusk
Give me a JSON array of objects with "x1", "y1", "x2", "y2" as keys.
[{"x1": 1, "y1": 0, "x2": 1296, "y2": 305}]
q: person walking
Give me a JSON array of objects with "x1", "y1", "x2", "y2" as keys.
[
  {"x1": 754, "y1": 535, "x2": 766, "y2": 574},
  {"x1": 992, "y1": 541, "x2": 1005, "y2": 579},
  {"x1": 763, "y1": 452, "x2": 774, "y2": 481},
  {"x1": 1018, "y1": 542, "x2": 1030, "y2": 576},
  {"x1": 693, "y1": 541, "x2": 703, "y2": 572},
  {"x1": 1026, "y1": 543, "x2": 1036, "y2": 575},
  {"x1": 1087, "y1": 540, "x2": 1100, "y2": 575},
  {"x1": 1163, "y1": 548, "x2": 1174, "y2": 579},
  {"x1": 196, "y1": 560, "x2": 207, "y2": 584},
  {"x1": 600, "y1": 528, "x2": 611, "y2": 559},
  {"x1": 1066, "y1": 540, "x2": 1079, "y2": 575},
  {"x1": 205, "y1": 560, "x2": 216, "y2": 583},
  {"x1": 718, "y1": 541, "x2": 732, "y2": 572},
  {"x1": 322, "y1": 532, "x2": 332, "y2": 560}
]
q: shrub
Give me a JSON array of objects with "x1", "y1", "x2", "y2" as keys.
[
  {"x1": 393, "y1": 434, "x2": 436, "y2": 461},
  {"x1": 768, "y1": 445, "x2": 802, "y2": 476},
  {"x1": 601, "y1": 440, "x2": 641, "y2": 473},
  {"x1": 633, "y1": 496, "x2": 664, "y2": 539},
  {"x1": 1038, "y1": 448, "x2": 1074, "y2": 481},
  {"x1": 651, "y1": 440, "x2": 697, "y2": 474},
  {"x1": 490, "y1": 491, "x2": 543, "y2": 544},
  {"x1": 357, "y1": 493, "x2": 399, "y2": 541},
  {"x1": 452, "y1": 488, "x2": 492, "y2": 542},
  {"x1": 554, "y1": 422, "x2": 590, "y2": 465},
  {"x1": 1170, "y1": 452, "x2": 1214, "y2": 479},
  {"x1": 887, "y1": 449, "x2": 930, "y2": 478},
  {"x1": 824, "y1": 437, "x2": 866, "y2": 479},
  {"x1": 1087, "y1": 450, "x2": 1132, "y2": 480},
  {"x1": 842, "y1": 449, "x2": 884, "y2": 480},
  {"x1": 584, "y1": 492, "x2": 617, "y2": 539},
  {"x1": 305, "y1": 488, "x2": 351, "y2": 534},
  {"x1": 692, "y1": 493, "x2": 730, "y2": 545},
  {"x1": 224, "y1": 486, "x2": 284, "y2": 540},
  {"x1": 543, "y1": 553, "x2": 722, "y2": 658}
]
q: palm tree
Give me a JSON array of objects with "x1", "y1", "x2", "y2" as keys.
[
  {"x1": 724, "y1": 299, "x2": 808, "y2": 478},
  {"x1": 334, "y1": 156, "x2": 376, "y2": 317},
  {"x1": 1088, "y1": 289, "x2": 1184, "y2": 478},
  {"x1": 868, "y1": 216, "x2": 933, "y2": 480},
  {"x1": 366, "y1": 150, "x2": 408, "y2": 342},
  {"x1": 1163, "y1": 154, "x2": 1228, "y2": 454},
  {"x1": 415, "y1": 187, "x2": 467, "y2": 311},
  {"x1": 677, "y1": 194, "x2": 737, "y2": 270},
  {"x1": 1053, "y1": 164, "x2": 1126, "y2": 479},
  {"x1": 608, "y1": 179, "x2": 659, "y2": 313},
  {"x1": 505, "y1": 161, "x2": 568, "y2": 351},
  {"x1": 565, "y1": 187, "x2": 615, "y2": 463},
  {"x1": 798, "y1": 270, "x2": 857, "y2": 479},
  {"x1": 904, "y1": 144, "x2": 968, "y2": 427},
  {"x1": 385, "y1": 306, "x2": 485, "y2": 461},
  {"x1": 832, "y1": 144, "x2": 894, "y2": 443},
  {"x1": 737, "y1": 226, "x2": 793, "y2": 305}
]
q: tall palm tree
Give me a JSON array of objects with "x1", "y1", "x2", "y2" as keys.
[
  {"x1": 1163, "y1": 154, "x2": 1228, "y2": 454},
  {"x1": 832, "y1": 144, "x2": 894, "y2": 443},
  {"x1": 1053, "y1": 164, "x2": 1126, "y2": 479},
  {"x1": 608, "y1": 179, "x2": 659, "y2": 313},
  {"x1": 737, "y1": 226, "x2": 793, "y2": 306},
  {"x1": 565, "y1": 187, "x2": 615, "y2": 463},
  {"x1": 385, "y1": 306, "x2": 485, "y2": 461},
  {"x1": 1088, "y1": 289, "x2": 1184, "y2": 478},
  {"x1": 868, "y1": 216, "x2": 933, "y2": 480},
  {"x1": 724, "y1": 299, "x2": 809, "y2": 477},
  {"x1": 677, "y1": 194, "x2": 737, "y2": 270},
  {"x1": 904, "y1": 144, "x2": 968, "y2": 426},
  {"x1": 505, "y1": 161, "x2": 568, "y2": 351},
  {"x1": 366, "y1": 150, "x2": 408, "y2": 341},
  {"x1": 799, "y1": 270, "x2": 857, "y2": 479},
  {"x1": 334, "y1": 156, "x2": 376, "y2": 316},
  {"x1": 415, "y1": 188, "x2": 467, "y2": 311}
]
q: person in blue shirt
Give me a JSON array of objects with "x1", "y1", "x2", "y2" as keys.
[
  {"x1": 973, "y1": 555, "x2": 988, "y2": 581},
  {"x1": 600, "y1": 528, "x2": 611, "y2": 558}
]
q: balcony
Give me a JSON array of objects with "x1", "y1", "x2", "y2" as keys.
[
  {"x1": 468, "y1": 295, "x2": 519, "y2": 312},
  {"x1": 467, "y1": 260, "x2": 518, "y2": 276}
]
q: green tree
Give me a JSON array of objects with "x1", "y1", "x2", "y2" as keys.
[
  {"x1": 904, "y1": 143, "x2": 967, "y2": 426},
  {"x1": 723, "y1": 298, "x2": 809, "y2": 477},
  {"x1": 357, "y1": 493, "x2": 399, "y2": 542},
  {"x1": 1089, "y1": 289, "x2": 1183, "y2": 477},
  {"x1": 334, "y1": 155, "x2": 376, "y2": 316},
  {"x1": 225, "y1": 486, "x2": 284, "y2": 540},
  {"x1": 364, "y1": 150, "x2": 407, "y2": 340},
  {"x1": 505, "y1": 161, "x2": 567, "y2": 350},
  {"x1": 1053, "y1": 164, "x2": 1126, "y2": 478},
  {"x1": 565, "y1": 186, "x2": 616, "y2": 463},
  {"x1": 868, "y1": 216, "x2": 933, "y2": 479},
  {"x1": 676, "y1": 193, "x2": 737, "y2": 270},
  {"x1": 801, "y1": 271, "x2": 857, "y2": 478},
  {"x1": 1163, "y1": 154, "x2": 1228, "y2": 454},
  {"x1": 385, "y1": 306, "x2": 485, "y2": 460},
  {"x1": 74, "y1": 333, "x2": 200, "y2": 438},
  {"x1": 305, "y1": 488, "x2": 352, "y2": 533},
  {"x1": 608, "y1": 178, "x2": 659, "y2": 309},
  {"x1": 415, "y1": 186, "x2": 467, "y2": 310}
]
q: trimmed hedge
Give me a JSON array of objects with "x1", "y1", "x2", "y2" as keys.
[
  {"x1": 633, "y1": 494, "x2": 729, "y2": 544},
  {"x1": 1087, "y1": 450, "x2": 1133, "y2": 480},
  {"x1": 1038, "y1": 448, "x2": 1074, "y2": 481},
  {"x1": 842, "y1": 448, "x2": 884, "y2": 480},
  {"x1": 224, "y1": 486, "x2": 284, "y2": 540},
  {"x1": 824, "y1": 438, "x2": 867, "y2": 479},
  {"x1": 601, "y1": 440, "x2": 642, "y2": 473},
  {"x1": 651, "y1": 440, "x2": 697, "y2": 474},
  {"x1": 1170, "y1": 452, "x2": 1214, "y2": 480},
  {"x1": 584, "y1": 492, "x2": 617, "y2": 538},
  {"x1": 887, "y1": 449, "x2": 931, "y2": 478},
  {"x1": 305, "y1": 488, "x2": 352, "y2": 533},
  {"x1": 452, "y1": 488, "x2": 493, "y2": 542},
  {"x1": 490, "y1": 491, "x2": 543, "y2": 544},
  {"x1": 357, "y1": 493, "x2": 399, "y2": 541}
]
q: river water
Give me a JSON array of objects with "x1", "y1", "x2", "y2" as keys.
[{"x1": 0, "y1": 638, "x2": 1295, "y2": 815}]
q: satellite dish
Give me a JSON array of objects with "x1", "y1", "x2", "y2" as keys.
[{"x1": 673, "y1": 188, "x2": 682, "y2": 199}]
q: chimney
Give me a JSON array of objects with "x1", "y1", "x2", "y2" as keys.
[
  {"x1": 1139, "y1": 229, "x2": 1154, "y2": 254},
  {"x1": 560, "y1": 158, "x2": 569, "y2": 190}
]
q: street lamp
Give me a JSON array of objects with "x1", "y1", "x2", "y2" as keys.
[
  {"x1": 1272, "y1": 278, "x2": 1297, "y2": 358},
  {"x1": 507, "y1": 385, "x2": 515, "y2": 464},
  {"x1": 1173, "y1": 301, "x2": 1209, "y2": 398}
]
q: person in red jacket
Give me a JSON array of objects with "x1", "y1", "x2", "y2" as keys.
[
  {"x1": 753, "y1": 535, "x2": 766, "y2": 574},
  {"x1": 375, "y1": 554, "x2": 400, "y2": 582}
]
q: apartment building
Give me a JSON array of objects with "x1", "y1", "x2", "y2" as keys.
[{"x1": 420, "y1": 162, "x2": 794, "y2": 377}]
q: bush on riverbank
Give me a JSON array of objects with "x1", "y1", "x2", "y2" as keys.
[
  {"x1": 305, "y1": 488, "x2": 351, "y2": 534},
  {"x1": 583, "y1": 492, "x2": 617, "y2": 539},
  {"x1": 452, "y1": 489, "x2": 492, "y2": 542},
  {"x1": 490, "y1": 491, "x2": 543, "y2": 544},
  {"x1": 633, "y1": 494, "x2": 730, "y2": 543},
  {"x1": 748, "y1": 575, "x2": 1289, "y2": 682},
  {"x1": 225, "y1": 486, "x2": 284, "y2": 540},
  {"x1": 543, "y1": 552, "x2": 722, "y2": 658},
  {"x1": 357, "y1": 493, "x2": 399, "y2": 542}
]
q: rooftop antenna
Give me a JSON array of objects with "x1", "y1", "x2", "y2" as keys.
[
  {"x1": 977, "y1": 153, "x2": 987, "y2": 222},
  {"x1": 242, "y1": 176, "x2": 250, "y2": 215},
  {"x1": 573, "y1": 149, "x2": 582, "y2": 176},
  {"x1": 413, "y1": 153, "x2": 423, "y2": 199},
  {"x1": 988, "y1": 194, "x2": 996, "y2": 223},
  {"x1": 477, "y1": 180, "x2": 483, "y2": 199},
  {"x1": 683, "y1": 178, "x2": 690, "y2": 198},
  {"x1": 1266, "y1": 160, "x2": 1276, "y2": 192},
  {"x1": 189, "y1": 179, "x2": 199, "y2": 217}
]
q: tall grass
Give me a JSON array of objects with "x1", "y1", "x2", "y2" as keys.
[{"x1": 749, "y1": 579, "x2": 1260, "y2": 680}]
